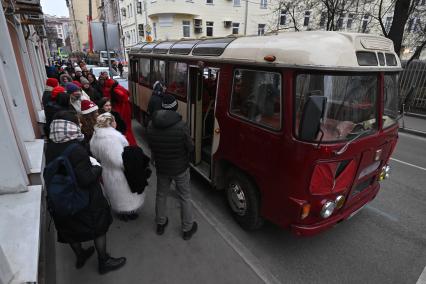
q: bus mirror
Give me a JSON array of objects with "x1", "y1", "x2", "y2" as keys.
[{"x1": 299, "y1": 95, "x2": 327, "y2": 141}]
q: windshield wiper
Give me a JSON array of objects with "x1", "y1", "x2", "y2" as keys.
[{"x1": 334, "y1": 129, "x2": 372, "y2": 155}]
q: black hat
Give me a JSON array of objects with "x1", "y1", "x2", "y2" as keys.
[{"x1": 161, "y1": 94, "x2": 178, "y2": 111}]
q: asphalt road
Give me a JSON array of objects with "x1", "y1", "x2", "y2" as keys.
[{"x1": 188, "y1": 131, "x2": 426, "y2": 284}]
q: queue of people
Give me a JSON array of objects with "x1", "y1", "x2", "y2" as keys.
[{"x1": 42, "y1": 64, "x2": 197, "y2": 275}]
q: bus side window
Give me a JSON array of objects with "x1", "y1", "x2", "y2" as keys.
[
  {"x1": 139, "y1": 58, "x2": 151, "y2": 86},
  {"x1": 230, "y1": 69, "x2": 282, "y2": 130},
  {"x1": 168, "y1": 62, "x2": 188, "y2": 98}
]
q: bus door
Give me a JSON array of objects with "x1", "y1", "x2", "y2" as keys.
[{"x1": 188, "y1": 66, "x2": 219, "y2": 179}]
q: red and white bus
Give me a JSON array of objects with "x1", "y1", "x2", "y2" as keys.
[{"x1": 128, "y1": 32, "x2": 400, "y2": 236}]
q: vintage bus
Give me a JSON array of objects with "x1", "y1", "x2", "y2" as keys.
[{"x1": 128, "y1": 32, "x2": 400, "y2": 236}]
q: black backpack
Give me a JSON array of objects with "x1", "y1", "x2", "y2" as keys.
[{"x1": 43, "y1": 143, "x2": 90, "y2": 217}]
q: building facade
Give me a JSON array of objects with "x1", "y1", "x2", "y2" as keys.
[
  {"x1": 44, "y1": 14, "x2": 71, "y2": 58},
  {"x1": 117, "y1": 0, "x2": 426, "y2": 61},
  {"x1": 100, "y1": 0, "x2": 121, "y2": 23},
  {"x1": 66, "y1": 0, "x2": 101, "y2": 52},
  {"x1": 0, "y1": 0, "x2": 49, "y2": 282}
]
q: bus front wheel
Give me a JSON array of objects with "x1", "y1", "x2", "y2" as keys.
[{"x1": 226, "y1": 170, "x2": 263, "y2": 230}]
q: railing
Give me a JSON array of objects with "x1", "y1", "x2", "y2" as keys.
[{"x1": 399, "y1": 60, "x2": 426, "y2": 114}]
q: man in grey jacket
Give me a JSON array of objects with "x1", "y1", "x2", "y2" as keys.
[{"x1": 147, "y1": 94, "x2": 197, "y2": 240}]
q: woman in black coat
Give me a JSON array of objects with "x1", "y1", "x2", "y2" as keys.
[{"x1": 45, "y1": 110, "x2": 126, "y2": 274}]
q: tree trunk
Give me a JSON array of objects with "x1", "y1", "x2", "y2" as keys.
[
  {"x1": 387, "y1": 0, "x2": 411, "y2": 55},
  {"x1": 407, "y1": 40, "x2": 426, "y2": 66}
]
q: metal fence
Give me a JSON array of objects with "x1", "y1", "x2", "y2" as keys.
[{"x1": 399, "y1": 60, "x2": 426, "y2": 114}]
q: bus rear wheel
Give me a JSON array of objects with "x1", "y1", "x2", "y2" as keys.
[{"x1": 226, "y1": 170, "x2": 263, "y2": 230}]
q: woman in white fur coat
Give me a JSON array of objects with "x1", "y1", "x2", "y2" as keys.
[{"x1": 90, "y1": 113, "x2": 145, "y2": 221}]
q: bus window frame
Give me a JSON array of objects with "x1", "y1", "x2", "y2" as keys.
[
  {"x1": 167, "y1": 61, "x2": 189, "y2": 100},
  {"x1": 292, "y1": 70, "x2": 381, "y2": 143},
  {"x1": 228, "y1": 67, "x2": 283, "y2": 132},
  {"x1": 382, "y1": 71, "x2": 400, "y2": 129},
  {"x1": 151, "y1": 58, "x2": 167, "y2": 86},
  {"x1": 138, "y1": 57, "x2": 151, "y2": 87}
]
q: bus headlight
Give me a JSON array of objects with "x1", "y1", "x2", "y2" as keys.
[
  {"x1": 379, "y1": 165, "x2": 391, "y2": 181},
  {"x1": 335, "y1": 195, "x2": 345, "y2": 209},
  {"x1": 320, "y1": 201, "x2": 336, "y2": 219}
]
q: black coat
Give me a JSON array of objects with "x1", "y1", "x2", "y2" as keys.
[
  {"x1": 122, "y1": 146, "x2": 151, "y2": 194},
  {"x1": 147, "y1": 94, "x2": 163, "y2": 116},
  {"x1": 42, "y1": 90, "x2": 52, "y2": 109},
  {"x1": 83, "y1": 86, "x2": 102, "y2": 105},
  {"x1": 45, "y1": 141, "x2": 112, "y2": 243},
  {"x1": 147, "y1": 110, "x2": 194, "y2": 176}
]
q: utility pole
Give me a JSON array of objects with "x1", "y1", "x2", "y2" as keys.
[
  {"x1": 276, "y1": 3, "x2": 281, "y2": 34},
  {"x1": 102, "y1": 21, "x2": 113, "y2": 77},
  {"x1": 244, "y1": 0, "x2": 249, "y2": 36}
]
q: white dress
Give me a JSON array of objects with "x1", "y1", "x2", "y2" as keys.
[{"x1": 90, "y1": 126, "x2": 145, "y2": 213}]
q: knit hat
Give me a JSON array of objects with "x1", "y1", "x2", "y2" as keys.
[
  {"x1": 74, "y1": 67, "x2": 82, "y2": 72},
  {"x1": 46, "y1": 78, "x2": 59, "y2": 88},
  {"x1": 65, "y1": 82, "x2": 80, "y2": 94},
  {"x1": 161, "y1": 94, "x2": 178, "y2": 111},
  {"x1": 72, "y1": 80, "x2": 82, "y2": 88},
  {"x1": 51, "y1": 86, "x2": 66, "y2": 101},
  {"x1": 80, "y1": 77, "x2": 89, "y2": 85},
  {"x1": 81, "y1": 100, "x2": 98, "y2": 115}
]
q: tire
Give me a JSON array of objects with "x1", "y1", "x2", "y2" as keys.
[{"x1": 226, "y1": 169, "x2": 264, "y2": 230}]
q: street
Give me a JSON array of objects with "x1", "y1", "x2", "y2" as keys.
[{"x1": 54, "y1": 125, "x2": 426, "y2": 284}]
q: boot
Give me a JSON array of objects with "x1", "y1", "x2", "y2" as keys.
[
  {"x1": 76, "y1": 246, "x2": 95, "y2": 269},
  {"x1": 98, "y1": 255, "x2": 126, "y2": 275}
]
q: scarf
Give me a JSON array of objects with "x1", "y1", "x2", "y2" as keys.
[{"x1": 49, "y1": 119, "x2": 85, "y2": 143}]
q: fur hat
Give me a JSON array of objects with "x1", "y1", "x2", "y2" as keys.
[
  {"x1": 80, "y1": 77, "x2": 89, "y2": 85},
  {"x1": 81, "y1": 100, "x2": 98, "y2": 115},
  {"x1": 74, "y1": 67, "x2": 82, "y2": 72},
  {"x1": 46, "y1": 78, "x2": 59, "y2": 88},
  {"x1": 51, "y1": 86, "x2": 66, "y2": 101},
  {"x1": 65, "y1": 82, "x2": 80, "y2": 94},
  {"x1": 96, "y1": 112, "x2": 115, "y2": 128},
  {"x1": 161, "y1": 94, "x2": 178, "y2": 111}
]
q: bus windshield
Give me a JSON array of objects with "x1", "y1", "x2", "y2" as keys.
[{"x1": 295, "y1": 73, "x2": 378, "y2": 142}]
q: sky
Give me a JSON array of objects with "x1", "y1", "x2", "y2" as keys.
[{"x1": 40, "y1": 0, "x2": 69, "y2": 17}]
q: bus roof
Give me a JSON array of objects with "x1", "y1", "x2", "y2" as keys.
[{"x1": 129, "y1": 31, "x2": 401, "y2": 71}]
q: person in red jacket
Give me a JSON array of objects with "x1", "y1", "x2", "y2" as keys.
[{"x1": 104, "y1": 79, "x2": 137, "y2": 146}]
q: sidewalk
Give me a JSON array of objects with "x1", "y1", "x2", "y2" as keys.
[
  {"x1": 399, "y1": 113, "x2": 426, "y2": 137},
  {"x1": 53, "y1": 123, "x2": 264, "y2": 284}
]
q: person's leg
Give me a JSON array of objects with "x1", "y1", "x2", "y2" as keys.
[
  {"x1": 95, "y1": 234, "x2": 127, "y2": 274},
  {"x1": 70, "y1": 242, "x2": 95, "y2": 269},
  {"x1": 155, "y1": 174, "x2": 171, "y2": 225},
  {"x1": 69, "y1": 242, "x2": 83, "y2": 256},
  {"x1": 94, "y1": 234, "x2": 107, "y2": 260},
  {"x1": 174, "y1": 169, "x2": 194, "y2": 232}
]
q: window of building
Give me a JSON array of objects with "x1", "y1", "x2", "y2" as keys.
[
  {"x1": 206, "y1": 21, "x2": 214, "y2": 36},
  {"x1": 319, "y1": 12, "x2": 327, "y2": 28},
  {"x1": 347, "y1": 14, "x2": 354, "y2": 29},
  {"x1": 153, "y1": 22, "x2": 157, "y2": 39},
  {"x1": 206, "y1": 0, "x2": 213, "y2": 4},
  {"x1": 232, "y1": 22, "x2": 240, "y2": 34},
  {"x1": 385, "y1": 16, "x2": 392, "y2": 32},
  {"x1": 152, "y1": 59, "x2": 166, "y2": 84},
  {"x1": 129, "y1": 4, "x2": 132, "y2": 17},
  {"x1": 139, "y1": 58, "x2": 150, "y2": 86},
  {"x1": 138, "y1": 24, "x2": 144, "y2": 37},
  {"x1": 137, "y1": 2, "x2": 142, "y2": 13},
  {"x1": 183, "y1": 21, "x2": 191, "y2": 37},
  {"x1": 159, "y1": 15, "x2": 174, "y2": 27},
  {"x1": 258, "y1": 24, "x2": 265, "y2": 35},
  {"x1": 304, "y1": 11, "x2": 311, "y2": 27},
  {"x1": 260, "y1": 0, "x2": 267, "y2": 9},
  {"x1": 362, "y1": 14, "x2": 369, "y2": 33},
  {"x1": 407, "y1": 17, "x2": 420, "y2": 32},
  {"x1": 234, "y1": 0, "x2": 240, "y2": 6},
  {"x1": 168, "y1": 62, "x2": 188, "y2": 98},
  {"x1": 121, "y1": 7, "x2": 126, "y2": 18},
  {"x1": 230, "y1": 69, "x2": 282, "y2": 130},
  {"x1": 337, "y1": 13, "x2": 345, "y2": 29},
  {"x1": 280, "y1": 10, "x2": 287, "y2": 25}
]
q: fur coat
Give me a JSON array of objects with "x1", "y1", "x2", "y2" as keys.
[{"x1": 90, "y1": 126, "x2": 145, "y2": 213}]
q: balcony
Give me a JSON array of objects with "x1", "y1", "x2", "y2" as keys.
[{"x1": 148, "y1": 0, "x2": 201, "y2": 17}]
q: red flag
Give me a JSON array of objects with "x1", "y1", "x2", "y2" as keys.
[{"x1": 87, "y1": 15, "x2": 93, "y2": 52}]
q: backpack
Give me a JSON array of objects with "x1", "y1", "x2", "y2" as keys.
[{"x1": 43, "y1": 143, "x2": 90, "y2": 217}]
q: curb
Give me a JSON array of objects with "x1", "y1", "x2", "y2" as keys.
[
  {"x1": 405, "y1": 112, "x2": 426, "y2": 119},
  {"x1": 399, "y1": 127, "x2": 426, "y2": 138}
]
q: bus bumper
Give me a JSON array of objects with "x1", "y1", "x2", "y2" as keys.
[{"x1": 290, "y1": 183, "x2": 380, "y2": 237}]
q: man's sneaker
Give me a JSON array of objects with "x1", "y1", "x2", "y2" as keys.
[
  {"x1": 76, "y1": 246, "x2": 95, "y2": 269},
  {"x1": 98, "y1": 255, "x2": 126, "y2": 275},
  {"x1": 183, "y1": 222, "x2": 198, "y2": 240},
  {"x1": 156, "y1": 217, "x2": 168, "y2": 235}
]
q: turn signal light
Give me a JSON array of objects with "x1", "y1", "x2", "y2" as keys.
[{"x1": 301, "y1": 203, "x2": 311, "y2": 220}]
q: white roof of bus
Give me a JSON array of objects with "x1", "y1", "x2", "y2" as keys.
[{"x1": 220, "y1": 31, "x2": 400, "y2": 69}]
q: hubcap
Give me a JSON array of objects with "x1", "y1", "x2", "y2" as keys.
[{"x1": 227, "y1": 182, "x2": 247, "y2": 216}]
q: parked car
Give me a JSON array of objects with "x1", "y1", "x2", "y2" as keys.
[{"x1": 90, "y1": 67, "x2": 120, "y2": 80}]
